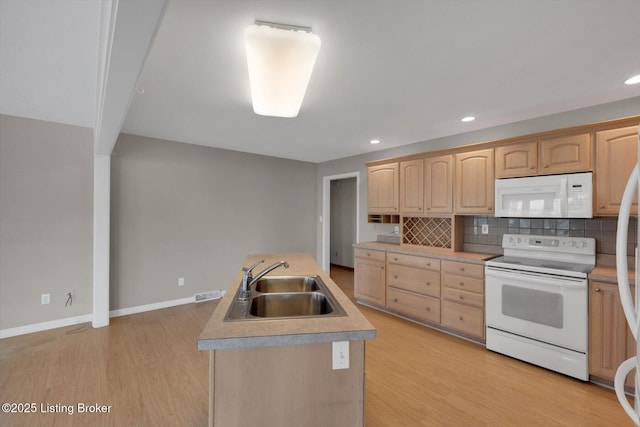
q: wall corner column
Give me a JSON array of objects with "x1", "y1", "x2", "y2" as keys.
[{"x1": 93, "y1": 153, "x2": 110, "y2": 327}]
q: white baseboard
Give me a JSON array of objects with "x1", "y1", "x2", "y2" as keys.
[
  {"x1": 1, "y1": 291, "x2": 222, "y2": 339},
  {"x1": 109, "y1": 296, "x2": 195, "y2": 318},
  {"x1": 0, "y1": 313, "x2": 93, "y2": 339}
]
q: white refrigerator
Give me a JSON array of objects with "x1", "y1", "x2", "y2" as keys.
[{"x1": 615, "y1": 127, "x2": 640, "y2": 425}]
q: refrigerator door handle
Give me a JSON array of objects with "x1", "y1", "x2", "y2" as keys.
[
  {"x1": 617, "y1": 164, "x2": 640, "y2": 339},
  {"x1": 615, "y1": 357, "x2": 640, "y2": 425}
]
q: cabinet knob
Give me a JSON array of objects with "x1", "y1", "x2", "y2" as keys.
[
  {"x1": 426, "y1": 307, "x2": 431, "y2": 312},
  {"x1": 394, "y1": 257, "x2": 398, "y2": 261},
  {"x1": 426, "y1": 261, "x2": 431, "y2": 266},
  {"x1": 487, "y1": 207, "x2": 492, "y2": 211},
  {"x1": 599, "y1": 205, "x2": 605, "y2": 209},
  {"x1": 394, "y1": 275, "x2": 398, "y2": 279},
  {"x1": 594, "y1": 288, "x2": 601, "y2": 292},
  {"x1": 394, "y1": 298, "x2": 398, "y2": 302},
  {"x1": 459, "y1": 266, "x2": 465, "y2": 271},
  {"x1": 459, "y1": 316, "x2": 464, "y2": 321},
  {"x1": 427, "y1": 207, "x2": 431, "y2": 211},
  {"x1": 459, "y1": 281, "x2": 464, "y2": 286},
  {"x1": 543, "y1": 164, "x2": 549, "y2": 168},
  {"x1": 459, "y1": 295, "x2": 464, "y2": 300},
  {"x1": 530, "y1": 166, "x2": 535, "y2": 169},
  {"x1": 380, "y1": 266, "x2": 384, "y2": 270},
  {"x1": 367, "y1": 253, "x2": 371, "y2": 257},
  {"x1": 418, "y1": 207, "x2": 422, "y2": 210},
  {"x1": 426, "y1": 282, "x2": 430, "y2": 286}
]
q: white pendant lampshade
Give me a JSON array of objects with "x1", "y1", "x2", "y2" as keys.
[{"x1": 245, "y1": 22, "x2": 321, "y2": 118}]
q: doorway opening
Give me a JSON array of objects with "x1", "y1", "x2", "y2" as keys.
[{"x1": 321, "y1": 172, "x2": 359, "y2": 273}]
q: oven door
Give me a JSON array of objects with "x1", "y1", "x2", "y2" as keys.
[{"x1": 485, "y1": 266, "x2": 587, "y2": 352}]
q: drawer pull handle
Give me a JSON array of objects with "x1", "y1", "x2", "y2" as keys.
[
  {"x1": 594, "y1": 288, "x2": 601, "y2": 292},
  {"x1": 459, "y1": 295, "x2": 464, "y2": 300},
  {"x1": 459, "y1": 316, "x2": 464, "y2": 321}
]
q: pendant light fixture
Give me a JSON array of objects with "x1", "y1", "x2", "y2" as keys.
[{"x1": 245, "y1": 21, "x2": 321, "y2": 118}]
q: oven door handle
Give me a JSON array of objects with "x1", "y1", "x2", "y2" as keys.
[{"x1": 485, "y1": 267, "x2": 586, "y2": 288}]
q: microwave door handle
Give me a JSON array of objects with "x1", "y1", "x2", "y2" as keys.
[{"x1": 559, "y1": 177, "x2": 568, "y2": 217}]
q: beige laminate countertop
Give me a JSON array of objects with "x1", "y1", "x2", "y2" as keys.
[
  {"x1": 590, "y1": 265, "x2": 636, "y2": 284},
  {"x1": 198, "y1": 253, "x2": 376, "y2": 351},
  {"x1": 353, "y1": 241, "x2": 498, "y2": 264}
]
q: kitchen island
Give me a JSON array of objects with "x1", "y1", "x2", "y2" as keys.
[{"x1": 198, "y1": 253, "x2": 376, "y2": 427}]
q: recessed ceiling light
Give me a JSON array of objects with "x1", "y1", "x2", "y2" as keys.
[
  {"x1": 370, "y1": 139, "x2": 381, "y2": 145},
  {"x1": 461, "y1": 116, "x2": 476, "y2": 122},
  {"x1": 624, "y1": 74, "x2": 640, "y2": 85}
]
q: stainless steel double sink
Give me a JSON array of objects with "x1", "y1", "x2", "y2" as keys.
[{"x1": 224, "y1": 275, "x2": 347, "y2": 321}]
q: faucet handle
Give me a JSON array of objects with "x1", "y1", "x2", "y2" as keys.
[{"x1": 243, "y1": 259, "x2": 265, "y2": 274}]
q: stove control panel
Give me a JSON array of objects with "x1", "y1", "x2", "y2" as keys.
[{"x1": 503, "y1": 234, "x2": 595, "y2": 255}]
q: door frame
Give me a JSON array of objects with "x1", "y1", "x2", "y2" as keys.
[{"x1": 322, "y1": 172, "x2": 360, "y2": 273}]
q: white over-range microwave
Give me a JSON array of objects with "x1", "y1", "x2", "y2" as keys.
[{"x1": 494, "y1": 172, "x2": 593, "y2": 218}]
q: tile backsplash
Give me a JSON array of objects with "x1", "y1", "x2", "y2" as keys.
[{"x1": 463, "y1": 216, "x2": 637, "y2": 255}]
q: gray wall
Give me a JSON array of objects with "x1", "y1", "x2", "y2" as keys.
[
  {"x1": 315, "y1": 97, "x2": 640, "y2": 261},
  {"x1": 330, "y1": 178, "x2": 356, "y2": 268},
  {"x1": 110, "y1": 134, "x2": 317, "y2": 310},
  {"x1": 0, "y1": 114, "x2": 94, "y2": 330}
]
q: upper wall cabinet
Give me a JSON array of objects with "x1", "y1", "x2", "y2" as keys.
[
  {"x1": 540, "y1": 133, "x2": 592, "y2": 175},
  {"x1": 495, "y1": 142, "x2": 537, "y2": 178},
  {"x1": 495, "y1": 134, "x2": 592, "y2": 178},
  {"x1": 400, "y1": 159, "x2": 424, "y2": 214},
  {"x1": 595, "y1": 125, "x2": 639, "y2": 216},
  {"x1": 455, "y1": 149, "x2": 494, "y2": 215},
  {"x1": 425, "y1": 154, "x2": 453, "y2": 214},
  {"x1": 368, "y1": 163, "x2": 399, "y2": 214}
]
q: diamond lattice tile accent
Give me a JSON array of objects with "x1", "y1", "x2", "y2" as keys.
[{"x1": 403, "y1": 217, "x2": 452, "y2": 248}]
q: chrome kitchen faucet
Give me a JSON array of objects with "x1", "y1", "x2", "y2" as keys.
[{"x1": 239, "y1": 260, "x2": 289, "y2": 301}]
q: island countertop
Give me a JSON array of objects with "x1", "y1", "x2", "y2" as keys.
[{"x1": 198, "y1": 253, "x2": 376, "y2": 351}]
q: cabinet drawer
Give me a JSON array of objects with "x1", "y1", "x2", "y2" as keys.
[
  {"x1": 442, "y1": 260, "x2": 483, "y2": 279},
  {"x1": 441, "y1": 300, "x2": 484, "y2": 338},
  {"x1": 387, "y1": 252, "x2": 440, "y2": 271},
  {"x1": 354, "y1": 248, "x2": 386, "y2": 262},
  {"x1": 387, "y1": 264, "x2": 440, "y2": 298},
  {"x1": 387, "y1": 287, "x2": 440, "y2": 324},
  {"x1": 442, "y1": 288, "x2": 483, "y2": 308},
  {"x1": 442, "y1": 274, "x2": 484, "y2": 294}
]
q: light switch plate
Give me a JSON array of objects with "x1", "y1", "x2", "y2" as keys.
[{"x1": 332, "y1": 341, "x2": 349, "y2": 370}]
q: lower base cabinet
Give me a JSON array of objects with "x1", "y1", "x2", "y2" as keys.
[{"x1": 589, "y1": 280, "x2": 635, "y2": 387}]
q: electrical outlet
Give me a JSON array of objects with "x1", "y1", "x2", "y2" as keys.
[
  {"x1": 332, "y1": 341, "x2": 349, "y2": 370},
  {"x1": 41, "y1": 293, "x2": 50, "y2": 305},
  {"x1": 178, "y1": 277, "x2": 185, "y2": 287},
  {"x1": 481, "y1": 224, "x2": 489, "y2": 234}
]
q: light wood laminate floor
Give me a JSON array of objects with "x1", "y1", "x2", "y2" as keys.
[{"x1": 0, "y1": 265, "x2": 634, "y2": 426}]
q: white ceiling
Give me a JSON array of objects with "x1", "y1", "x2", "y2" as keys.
[{"x1": 2, "y1": 0, "x2": 640, "y2": 163}]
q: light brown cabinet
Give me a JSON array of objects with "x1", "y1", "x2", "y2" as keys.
[
  {"x1": 495, "y1": 142, "x2": 537, "y2": 178},
  {"x1": 495, "y1": 134, "x2": 592, "y2": 178},
  {"x1": 354, "y1": 249, "x2": 386, "y2": 307},
  {"x1": 540, "y1": 133, "x2": 592, "y2": 175},
  {"x1": 368, "y1": 163, "x2": 399, "y2": 214},
  {"x1": 595, "y1": 125, "x2": 639, "y2": 216},
  {"x1": 424, "y1": 154, "x2": 453, "y2": 214},
  {"x1": 441, "y1": 260, "x2": 484, "y2": 339},
  {"x1": 589, "y1": 281, "x2": 636, "y2": 387},
  {"x1": 454, "y1": 148, "x2": 494, "y2": 214},
  {"x1": 386, "y1": 253, "x2": 441, "y2": 324},
  {"x1": 399, "y1": 159, "x2": 424, "y2": 213}
]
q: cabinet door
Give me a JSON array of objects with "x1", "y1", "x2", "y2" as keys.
[
  {"x1": 495, "y1": 142, "x2": 538, "y2": 178},
  {"x1": 399, "y1": 159, "x2": 424, "y2": 214},
  {"x1": 539, "y1": 133, "x2": 592, "y2": 174},
  {"x1": 595, "y1": 126, "x2": 639, "y2": 216},
  {"x1": 354, "y1": 257, "x2": 386, "y2": 307},
  {"x1": 454, "y1": 149, "x2": 494, "y2": 214},
  {"x1": 589, "y1": 281, "x2": 629, "y2": 381},
  {"x1": 424, "y1": 154, "x2": 453, "y2": 214},
  {"x1": 368, "y1": 163, "x2": 399, "y2": 213}
]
